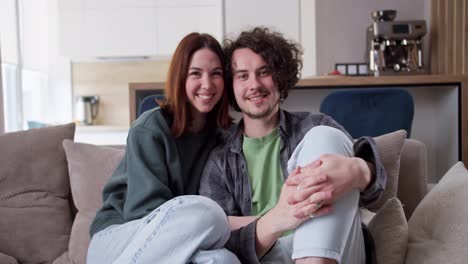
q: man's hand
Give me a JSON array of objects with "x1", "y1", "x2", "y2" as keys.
[{"x1": 285, "y1": 154, "x2": 373, "y2": 205}]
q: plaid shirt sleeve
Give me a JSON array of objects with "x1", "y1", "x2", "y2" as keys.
[{"x1": 199, "y1": 146, "x2": 260, "y2": 264}]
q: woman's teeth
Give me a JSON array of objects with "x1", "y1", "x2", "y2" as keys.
[{"x1": 198, "y1": 94, "x2": 212, "y2": 99}]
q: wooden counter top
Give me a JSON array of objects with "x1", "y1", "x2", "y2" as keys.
[{"x1": 297, "y1": 74, "x2": 468, "y2": 87}]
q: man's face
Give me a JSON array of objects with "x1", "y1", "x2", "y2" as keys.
[{"x1": 231, "y1": 48, "x2": 280, "y2": 121}]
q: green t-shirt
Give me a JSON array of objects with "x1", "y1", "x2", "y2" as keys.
[{"x1": 243, "y1": 128, "x2": 284, "y2": 216}]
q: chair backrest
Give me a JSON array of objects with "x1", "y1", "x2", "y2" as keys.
[
  {"x1": 138, "y1": 94, "x2": 164, "y2": 118},
  {"x1": 319, "y1": 88, "x2": 414, "y2": 138}
]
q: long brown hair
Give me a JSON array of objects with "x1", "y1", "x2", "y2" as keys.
[{"x1": 159, "y1": 33, "x2": 232, "y2": 137}]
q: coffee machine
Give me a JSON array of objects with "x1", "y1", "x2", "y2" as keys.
[{"x1": 367, "y1": 10, "x2": 427, "y2": 76}]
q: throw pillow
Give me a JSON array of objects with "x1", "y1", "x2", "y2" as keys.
[
  {"x1": 405, "y1": 162, "x2": 468, "y2": 264},
  {"x1": 60, "y1": 140, "x2": 124, "y2": 264},
  {"x1": 0, "y1": 123, "x2": 75, "y2": 263},
  {"x1": 368, "y1": 130, "x2": 407, "y2": 211},
  {"x1": 368, "y1": 197, "x2": 408, "y2": 264},
  {"x1": 0, "y1": 252, "x2": 18, "y2": 264}
]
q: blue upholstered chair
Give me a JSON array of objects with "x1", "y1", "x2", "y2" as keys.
[
  {"x1": 138, "y1": 94, "x2": 165, "y2": 118},
  {"x1": 319, "y1": 88, "x2": 414, "y2": 138}
]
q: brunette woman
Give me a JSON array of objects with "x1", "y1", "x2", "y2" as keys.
[{"x1": 87, "y1": 33, "x2": 239, "y2": 264}]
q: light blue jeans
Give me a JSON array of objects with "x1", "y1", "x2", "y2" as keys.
[
  {"x1": 260, "y1": 125, "x2": 365, "y2": 264},
  {"x1": 87, "y1": 195, "x2": 240, "y2": 264}
]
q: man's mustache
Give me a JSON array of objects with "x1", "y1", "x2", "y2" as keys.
[{"x1": 243, "y1": 87, "x2": 270, "y2": 99}]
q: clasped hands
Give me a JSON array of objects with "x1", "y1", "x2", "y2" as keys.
[{"x1": 269, "y1": 153, "x2": 371, "y2": 232}]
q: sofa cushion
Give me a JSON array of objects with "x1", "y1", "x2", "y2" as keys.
[
  {"x1": 61, "y1": 140, "x2": 124, "y2": 264},
  {"x1": 405, "y1": 161, "x2": 468, "y2": 263},
  {"x1": 368, "y1": 197, "x2": 408, "y2": 264},
  {"x1": 368, "y1": 130, "x2": 407, "y2": 210},
  {"x1": 0, "y1": 123, "x2": 75, "y2": 263}
]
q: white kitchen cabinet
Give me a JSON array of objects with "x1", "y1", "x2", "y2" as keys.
[
  {"x1": 58, "y1": 0, "x2": 158, "y2": 58},
  {"x1": 224, "y1": 0, "x2": 300, "y2": 41},
  {"x1": 224, "y1": 0, "x2": 319, "y2": 76},
  {"x1": 83, "y1": 7, "x2": 158, "y2": 57},
  {"x1": 58, "y1": 0, "x2": 223, "y2": 59},
  {"x1": 156, "y1": 0, "x2": 223, "y2": 55}
]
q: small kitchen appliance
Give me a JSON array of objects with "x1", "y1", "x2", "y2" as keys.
[
  {"x1": 367, "y1": 10, "x2": 427, "y2": 76},
  {"x1": 75, "y1": 95, "x2": 100, "y2": 125}
]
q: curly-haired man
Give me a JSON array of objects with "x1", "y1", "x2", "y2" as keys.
[{"x1": 200, "y1": 27, "x2": 385, "y2": 264}]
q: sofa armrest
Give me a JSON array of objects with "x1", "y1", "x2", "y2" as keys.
[{"x1": 397, "y1": 139, "x2": 428, "y2": 219}]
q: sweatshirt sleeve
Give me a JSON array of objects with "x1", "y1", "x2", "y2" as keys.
[
  {"x1": 319, "y1": 114, "x2": 387, "y2": 207},
  {"x1": 122, "y1": 124, "x2": 174, "y2": 221}
]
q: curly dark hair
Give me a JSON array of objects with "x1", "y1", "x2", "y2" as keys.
[{"x1": 223, "y1": 27, "x2": 303, "y2": 111}]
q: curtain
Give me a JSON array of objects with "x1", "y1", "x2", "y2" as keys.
[{"x1": 0, "y1": 46, "x2": 4, "y2": 134}]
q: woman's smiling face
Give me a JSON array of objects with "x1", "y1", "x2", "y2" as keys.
[{"x1": 185, "y1": 48, "x2": 224, "y2": 118}]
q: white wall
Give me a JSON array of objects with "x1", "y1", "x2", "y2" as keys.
[
  {"x1": 314, "y1": 0, "x2": 427, "y2": 75},
  {"x1": 300, "y1": 0, "x2": 316, "y2": 77}
]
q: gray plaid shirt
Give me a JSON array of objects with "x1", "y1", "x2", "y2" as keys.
[{"x1": 199, "y1": 109, "x2": 386, "y2": 264}]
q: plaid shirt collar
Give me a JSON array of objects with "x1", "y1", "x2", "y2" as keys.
[{"x1": 228, "y1": 109, "x2": 290, "y2": 154}]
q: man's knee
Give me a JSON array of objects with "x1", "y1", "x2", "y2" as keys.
[
  {"x1": 305, "y1": 126, "x2": 351, "y2": 145},
  {"x1": 302, "y1": 126, "x2": 353, "y2": 156}
]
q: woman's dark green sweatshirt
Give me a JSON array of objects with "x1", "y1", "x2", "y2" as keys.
[{"x1": 89, "y1": 107, "x2": 223, "y2": 237}]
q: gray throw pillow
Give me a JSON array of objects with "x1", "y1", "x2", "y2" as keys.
[
  {"x1": 59, "y1": 140, "x2": 124, "y2": 264},
  {"x1": 0, "y1": 123, "x2": 75, "y2": 263},
  {"x1": 368, "y1": 130, "x2": 407, "y2": 210},
  {"x1": 368, "y1": 197, "x2": 408, "y2": 264},
  {"x1": 405, "y1": 162, "x2": 468, "y2": 264}
]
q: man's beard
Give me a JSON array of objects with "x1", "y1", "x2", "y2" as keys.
[
  {"x1": 239, "y1": 87, "x2": 279, "y2": 119},
  {"x1": 242, "y1": 102, "x2": 279, "y2": 119}
]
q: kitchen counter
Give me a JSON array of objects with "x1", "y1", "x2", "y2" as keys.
[
  {"x1": 75, "y1": 125, "x2": 129, "y2": 145},
  {"x1": 297, "y1": 74, "x2": 468, "y2": 87}
]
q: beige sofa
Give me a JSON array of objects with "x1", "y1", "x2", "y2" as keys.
[{"x1": 0, "y1": 123, "x2": 466, "y2": 264}]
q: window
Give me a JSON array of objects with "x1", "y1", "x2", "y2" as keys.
[
  {"x1": 1, "y1": 63, "x2": 21, "y2": 132},
  {"x1": 0, "y1": 0, "x2": 72, "y2": 132},
  {"x1": 21, "y1": 68, "x2": 49, "y2": 129}
]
